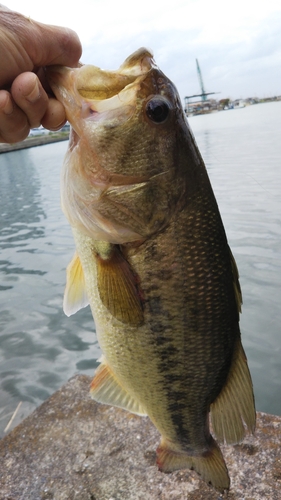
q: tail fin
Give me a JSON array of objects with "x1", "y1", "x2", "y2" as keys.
[{"x1": 156, "y1": 436, "x2": 230, "y2": 492}]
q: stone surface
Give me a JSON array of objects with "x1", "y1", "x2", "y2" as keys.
[{"x1": 0, "y1": 374, "x2": 280, "y2": 500}]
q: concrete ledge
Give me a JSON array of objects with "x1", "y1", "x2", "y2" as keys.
[
  {"x1": 0, "y1": 374, "x2": 280, "y2": 499},
  {"x1": 0, "y1": 134, "x2": 69, "y2": 153}
]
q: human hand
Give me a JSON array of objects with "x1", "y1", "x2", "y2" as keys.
[{"x1": 0, "y1": 5, "x2": 82, "y2": 143}]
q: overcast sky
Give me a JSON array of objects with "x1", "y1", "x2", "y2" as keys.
[{"x1": 6, "y1": 0, "x2": 281, "y2": 102}]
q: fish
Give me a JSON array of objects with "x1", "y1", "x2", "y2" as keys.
[{"x1": 46, "y1": 48, "x2": 256, "y2": 492}]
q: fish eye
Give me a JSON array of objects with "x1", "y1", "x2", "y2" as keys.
[{"x1": 145, "y1": 97, "x2": 170, "y2": 123}]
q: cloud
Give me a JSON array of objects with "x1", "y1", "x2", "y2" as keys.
[{"x1": 6, "y1": 0, "x2": 281, "y2": 99}]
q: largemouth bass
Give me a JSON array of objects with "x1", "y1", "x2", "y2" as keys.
[{"x1": 47, "y1": 48, "x2": 255, "y2": 492}]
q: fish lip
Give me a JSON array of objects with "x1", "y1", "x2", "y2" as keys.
[{"x1": 45, "y1": 65, "x2": 77, "y2": 106}]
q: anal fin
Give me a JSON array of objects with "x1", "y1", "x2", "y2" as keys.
[
  {"x1": 210, "y1": 337, "x2": 256, "y2": 444},
  {"x1": 156, "y1": 436, "x2": 229, "y2": 492},
  {"x1": 90, "y1": 357, "x2": 147, "y2": 416}
]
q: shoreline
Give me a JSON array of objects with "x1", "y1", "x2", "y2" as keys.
[{"x1": 0, "y1": 132, "x2": 69, "y2": 154}]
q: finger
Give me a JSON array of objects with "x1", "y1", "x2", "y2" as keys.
[
  {"x1": 41, "y1": 97, "x2": 66, "y2": 131},
  {"x1": 0, "y1": 90, "x2": 29, "y2": 143},
  {"x1": 11, "y1": 72, "x2": 48, "y2": 128}
]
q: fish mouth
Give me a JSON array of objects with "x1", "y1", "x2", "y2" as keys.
[
  {"x1": 47, "y1": 48, "x2": 156, "y2": 121},
  {"x1": 77, "y1": 47, "x2": 155, "y2": 99}
]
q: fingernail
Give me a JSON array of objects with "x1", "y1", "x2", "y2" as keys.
[{"x1": 25, "y1": 79, "x2": 40, "y2": 103}]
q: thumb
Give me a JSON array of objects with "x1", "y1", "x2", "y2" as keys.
[{"x1": 30, "y1": 21, "x2": 82, "y2": 68}]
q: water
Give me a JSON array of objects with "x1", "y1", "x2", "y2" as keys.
[{"x1": 0, "y1": 102, "x2": 280, "y2": 436}]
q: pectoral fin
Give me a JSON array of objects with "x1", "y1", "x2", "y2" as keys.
[
  {"x1": 96, "y1": 245, "x2": 144, "y2": 326},
  {"x1": 90, "y1": 357, "x2": 147, "y2": 416},
  {"x1": 210, "y1": 337, "x2": 256, "y2": 444},
  {"x1": 63, "y1": 252, "x2": 89, "y2": 316}
]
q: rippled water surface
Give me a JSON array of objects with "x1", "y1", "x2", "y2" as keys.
[{"x1": 0, "y1": 102, "x2": 280, "y2": 436}]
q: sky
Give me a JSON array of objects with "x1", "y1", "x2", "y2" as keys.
[{"x1": 5, "y1": 0, "x2": 281, "y2": 103}]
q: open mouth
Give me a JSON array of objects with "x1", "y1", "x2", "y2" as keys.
[
  {"x1": 77, "y1": 68, "x2": 136, "y2": 101},
  {"x1": 76, "y1": 68, "x2": 142, "y2": 118},
  {"x1": 46, "y1": 48, "x2": 155, "y2": 119},
  {"x1": 75, "y1": 48, "x2": 155, "y2": 111}
]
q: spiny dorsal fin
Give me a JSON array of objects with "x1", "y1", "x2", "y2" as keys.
[
  {"x1": 156, "y1": 435, "x2": 229, "y2": 492},
  {"x1": 96, "y1": 245, "x2": 144, "y2": 326},
  {"x1": 210, "y1": 337, "x2": 256, "y2": 444},
  {"x1": 90, "y1": 357, "x2": 147, "y2": 416},
  {"x1": 63, "y1": 252, "x2": 89, "y2": 316}
]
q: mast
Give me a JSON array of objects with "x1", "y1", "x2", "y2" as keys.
[{"x1": 196, "y1": 59, "x2": 207, "y2": 102}]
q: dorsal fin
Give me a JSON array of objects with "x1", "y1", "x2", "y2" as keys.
[
  {"x1": 210, "y1": 337, "x2": 256, "y2": 444},
  {"x1": 63, "y1": 252, "x2": 89, "y2": 316},
  {"x1": 90, "y1": 356, "x2": 147, "y2": 416}
]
